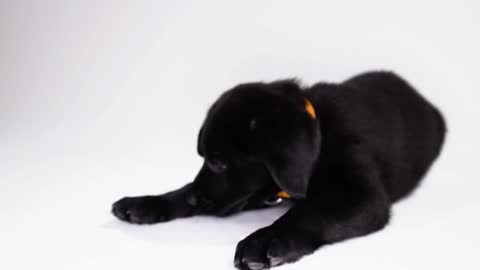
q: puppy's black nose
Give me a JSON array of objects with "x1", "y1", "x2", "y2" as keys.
[{"x1": 207, "y1": 158, "x2": 228, "y2": 173}]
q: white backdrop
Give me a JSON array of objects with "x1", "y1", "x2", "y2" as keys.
[{"x1": 1, "y1": 1, "x2": 479, "y2": 269}]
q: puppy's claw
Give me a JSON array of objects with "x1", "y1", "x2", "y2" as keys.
[
  {"x1": 247, "y1": 262, "x2": 267, "y2": 270},
  {"x1": 268, "y1": 257, "x2": 283, "y2": 267}
]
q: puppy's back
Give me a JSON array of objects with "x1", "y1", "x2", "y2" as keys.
[
  {"x1": 311, "y1": 71, "x2": 446, "y2": 202},
  {"x1": 346, "y1": 71, "x2": 446, "y2": 201}
]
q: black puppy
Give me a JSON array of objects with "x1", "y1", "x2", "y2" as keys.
[{"x1": 112, "y1": 71, "x2": 446, "y2": 269}]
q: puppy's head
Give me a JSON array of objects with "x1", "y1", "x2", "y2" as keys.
[{"x1": 193, "y1": 80, "x2": 320, "y2": 215}]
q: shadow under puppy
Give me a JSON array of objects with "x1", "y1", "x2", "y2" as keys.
[{"x1": 112, "y1": 71, "x2": 446, "y2": 270}]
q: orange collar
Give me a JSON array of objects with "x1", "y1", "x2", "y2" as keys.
[
  {"x1": 305, "y1": 98, "x2": 316, "y2": 119},
  {"x1": 277, "y1": 191, "x2": 291, "y2": 199}
]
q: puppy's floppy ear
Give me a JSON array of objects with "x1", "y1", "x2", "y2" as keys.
[
  {"x1": 263, "y1": 115, "x2": 320, "y2": 198},
  {"x1": 253, "y1": 81, "x2": 321, "y2": 198}
]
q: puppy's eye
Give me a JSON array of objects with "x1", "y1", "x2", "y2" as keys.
[{"x1": 249, "y1": 119, "x2": 257, "y2": 131}]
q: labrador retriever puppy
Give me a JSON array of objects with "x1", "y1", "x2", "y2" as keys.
[{"x1": 112, "y1": 71, "x2": 446, "y2": 269}]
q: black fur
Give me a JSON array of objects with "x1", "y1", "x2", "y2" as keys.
[{"x1": 112, "y1": 71, "x2": 446, "y2": 269}]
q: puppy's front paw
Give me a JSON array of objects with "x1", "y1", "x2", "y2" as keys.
[
  {"x1": 234, "y1": 227, "x2": 316, "y2": 270},
  {"x1": 112, "y1": 196, "x2": 171, "y2": 224}
]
